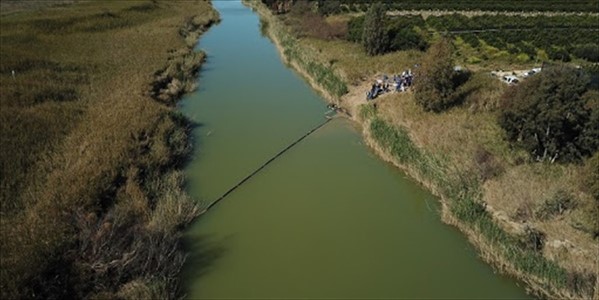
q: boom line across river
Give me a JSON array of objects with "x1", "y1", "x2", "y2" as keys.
[{"x1": 200, "y1": 117, "x2": 333, "y2": 213}]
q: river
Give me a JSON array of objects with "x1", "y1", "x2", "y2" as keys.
[{"x1": 180, "y1": 1, "x2": 530, "y2": 298}]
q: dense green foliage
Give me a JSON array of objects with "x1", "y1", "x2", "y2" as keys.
[
  {"x1": 317, "y1": 0, "x2": 341, "y2": 15},
  {"x1": 414, "y1": 39, "x2": 457, "y2": 112},
  {"x1": 573, "y1": 44, "x2": 599, "y2": 63},
  {"x1": 427, "y1": 14, "x2": 598, "y2": 31},
  {"x1": 362, "y1": 3, "x2": 388, "y2": 56},
  {"x1": 347, "y1": 12, "x2": 599, "y2": 62},
  {"x1": 341, "y1": 0, "x2": 599, "y2": 12},
  {"x1": 425, "y1": 14, "x2": 599, "y2": 62},
  {"x1": 347, "y1": 13, "x2": 599, "y2": 61},
  {"x1": 387, "y1": 16, "x2": 428, "y2": 51},
  {"x1": 347, "y1": 16, "x2": 364, "y2": 43},
  {"x1": 264, "y1": 0, "x2": 599, "y2": 12},
  {"x1": 499, "y1": 66, "x2": 598, "y2": 162},
  {"x1": 348, "y1": 15, "x2": 427, "y2": 53}
]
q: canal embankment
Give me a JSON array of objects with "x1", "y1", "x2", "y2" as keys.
[{"x1": 244, "y1": 1, "x2": 597, "y2": 299}]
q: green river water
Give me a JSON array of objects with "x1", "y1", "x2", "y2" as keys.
[{"x1": 180, "y1": 1, "x2": 530, "y2": 298}]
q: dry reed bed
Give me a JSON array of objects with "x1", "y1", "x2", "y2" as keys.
[{"x1": 0, "y1": 1, "x2": 218, "y2": 298}]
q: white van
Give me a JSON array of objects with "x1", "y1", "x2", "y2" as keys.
[{"x1": 502, "y1": 75, "x2": 519, "y2": 85}]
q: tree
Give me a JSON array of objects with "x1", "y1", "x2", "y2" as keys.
[
  {"x1": 390, "y1": 28, "x2": 428, "y2": 51},
  {"x1": 413, "y1": 38, "x2": 456, "y2": 112},
  {"x1": 317, "y1": 0, "x2": 340, "y2": 16},
  {"x1": 573, "y1": 44, "x2": 599, "y2": 62},
  {"x1": 346, "y1": 16, "x2": 364, "y2": 43},
  {"x1": 499, "y1": 66, "x2": 597, "y2": 162},
  {"x1": 361, "y1": 2, "x2": 388, "y2": 56}
]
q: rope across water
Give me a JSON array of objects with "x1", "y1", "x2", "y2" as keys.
[{"x1": 199, "y1": 117, "x2": 333, "y2": 214}]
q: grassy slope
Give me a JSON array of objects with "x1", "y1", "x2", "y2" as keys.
[
  {"x1": 247, "y1": 2, "x2": 598, "y2": 299},
  {"x1": 0, "y1": 1, "x2": 218, "y2": 298}
]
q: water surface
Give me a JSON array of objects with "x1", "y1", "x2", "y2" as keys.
[{"x1": 181, "y1": 1, "x2": 530, "y2": 298}]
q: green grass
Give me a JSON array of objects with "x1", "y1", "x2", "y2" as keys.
[{"x1": 369, "y1": 114, "x2": 447, "y2": 187}]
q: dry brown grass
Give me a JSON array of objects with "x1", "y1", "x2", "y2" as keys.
[
  {"x1": 0, "y1": 1, "x2": 218, "y2": 298},
  {"x1": 374, "y1": 89, "x2": 598, "y2": 298},
  {"x1": 303, "y1": 37, "x2": 423, "y2": 84},
  {"x1": 484, "y1": 164, "x2": 598, "y2": 271},
  {"x1": 283, "y1": 12, "x2": 347, "y2": 40}
]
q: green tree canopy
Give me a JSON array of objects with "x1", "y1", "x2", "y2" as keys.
[
  {"x1": 499, "y1": 66, "x2": 598, "y2": 162},
  {"x1": 413, "y1": 38, "x2": 456, "y2": 112},
  {"x1": 361, "y1": 2, "x2": 388, "y2": 56}
]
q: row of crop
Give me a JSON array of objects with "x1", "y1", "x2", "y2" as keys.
[
  {"x1": 459, "y1": 29, "x2": 598, "y2": 62},
  {"x1": 336, "y1": 0, "x2": 599, "y2": 13},
  {"x1": 426, "y1": 14, "x2": 598, "y2": 31},
  {"x1": 423, "y1": 14, "x2": 599, "y2": 62},
  {"x1": 345, "y1": 13, "x2": 598, "y2": 62},
  {"x1": 345, "y1": 10, "x2": 599, "y2": 62}
]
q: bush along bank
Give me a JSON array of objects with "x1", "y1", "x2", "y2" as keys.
[
  {"x1": 247, "y1": 1, "x2": 596, "y2": 299},
  {"x1": 246, "y1": 0, "x2": 347, "y2": 102},
  {"x1": 151, "y1": 13, "x2": 219, "y2": 105}
]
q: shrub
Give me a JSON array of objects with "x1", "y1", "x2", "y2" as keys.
[
  {"x1": 546, "y1": 46, "x2": 571, "y2": 62},
  {"x1": 362, "y1": 2, "x2": 388, "y2": 56},
  {"x1": 536, "y1": 190, "x2": 578, "y2": 220},
  {"x1": 317, "y1": 0, "x2": 340, "y2": 16},
  {"x1": 346, "y1": 16, "x2": 364, "y2": 43},
  {"x1": 460, "y1": 33, "x2": 480, "y2": 48},
  {"x1": 389, "y1": 28, "x2": 428, "y2": 51},
  {"x1": 414, "y1": 39, "x2": 457, "y2": 112},
  {"x1": 289, "y1": 0, "x2": 313, "y2": 16},
  {"x1": 518, "y1": 226, "x2": 546, "y2": 252},
  {"x1": 499, "y1": 66, "x2": 597, "y2": 162},
  {"x1": 573, "y1": 44, "x2": 599, "y2": 62},
  {"x1": 472, "y1": 146, "x2": 503, "y2": 181},
  {"x1": 261, "y1": 0, "x2": 292, "y2": 14}
]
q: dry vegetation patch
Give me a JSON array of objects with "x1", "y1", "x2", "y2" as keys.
[{"x1": 0, "y1": 1, "x2": 218, "y2": 298}]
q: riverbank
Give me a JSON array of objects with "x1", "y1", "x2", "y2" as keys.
[
  {"x1": 245, "y1": 1, "x2": 598, "y2": 299},
  {"x1": 0, "y1": 1, "x2": 218, "y2": 298}
]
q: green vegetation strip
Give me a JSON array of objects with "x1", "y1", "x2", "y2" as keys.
[{"x1": 366, "y1": 111, "x2": 596, "y2": 298}]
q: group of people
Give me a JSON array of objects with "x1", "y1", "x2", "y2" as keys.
[{"x1": 366, "y1": 70, "x2": 414, "y2": 101}]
